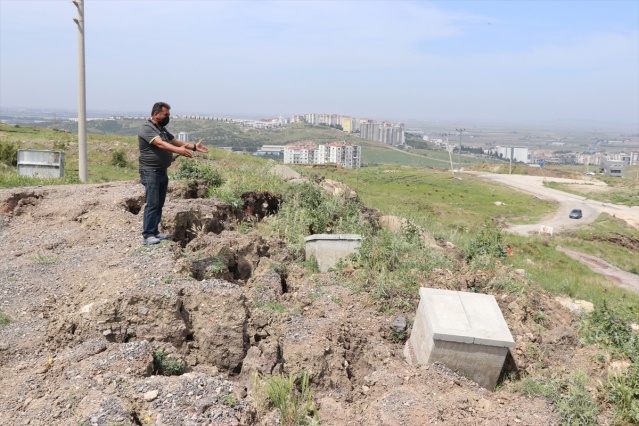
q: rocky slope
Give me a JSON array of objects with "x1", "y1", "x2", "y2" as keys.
[{"x1": 0, "y1": 178, "x2": 617, "y2": 425}]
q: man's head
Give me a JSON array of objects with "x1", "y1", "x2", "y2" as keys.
[{"x1": 151, "y1": 102, "x2": 171, "y2": 127}]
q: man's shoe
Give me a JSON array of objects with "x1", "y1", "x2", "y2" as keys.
[
  {"x1": 143, "y1": 236, "x2": 161, "y2": 245},
  {"x1": 155, "y1": 233, "x2": 171, "y2": 240}
]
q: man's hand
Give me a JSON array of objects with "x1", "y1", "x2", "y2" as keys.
[
  {"x1": 179, "y1": 146, "x2": 194, "y2": 158},
  {"x1": 194, "y1": 139, "x2": 209, "y2": 153}
]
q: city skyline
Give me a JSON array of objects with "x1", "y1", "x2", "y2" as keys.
[{"x1": 0, "y1": 1, "x2": 637, "y2": 129}]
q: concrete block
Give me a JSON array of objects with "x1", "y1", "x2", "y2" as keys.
[
  {"x1": 304, "y1": 234, "x2": 362, "y2": 272},
  {"x1": 405, "y1": 287, "x2": 514, "y2": 389}
]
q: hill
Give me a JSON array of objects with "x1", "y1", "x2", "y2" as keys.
[{"x1": 1, "y1": 124, "x2": 638, "y2": 425}]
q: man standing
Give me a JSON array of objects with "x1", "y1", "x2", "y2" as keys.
[{"x1": 138, "y1": 102, "x2": 209, "y2": 245}]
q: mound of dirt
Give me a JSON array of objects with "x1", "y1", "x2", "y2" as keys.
[{"x1": 0, "y1": 179, "x2": 613, "y2": 425}]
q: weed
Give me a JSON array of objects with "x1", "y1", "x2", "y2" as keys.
[
  {"x1": 353, "y1": 227, "x2": 451, "y2": 311},
  {"x1": 390, "y1": 329, "x2": 407, "y2": 343},
  {"x1": 578, "y1": 301, "x2": 639, "y2": 361},
  {"x1": 487, "y1": 270, "x2": 527, "y2": 297},
  {"x1": 266, "y1": 181, "x2": 369, "y2": 256},
  {"x1": 208, "y1": 256, "x2": 228, "y2": 275},
  {"x1": 533, "y1": 310, "x2": 547, "y2": 325},
  {"x1": 300, "y1": 256, "x2": 319, "y2": 274},
  {"x1": 30, "y1": 253, "x2": 59, "y2": 265},
  {"x1": 152, "y1": 349, "x2": 185, "y2": 376},
  {"x1": 555, "y1": 372, "x2": 599, "y2": 425},
  {"x1": 515, "y1": 372, "x2": 599, "y2": 425},
  {"x1": 524, "y1": 343, "x2": 547, "y2": 370},
  {"x1": 253, "y1": 372, "x2": 319, "y2": 426},
  {"x1": 223, "y1": 394, "x2": 237, "y2": 407},
  {"x1": 237, "y1": 221, "x2": 253, "y2": 234},
  {"x1": 0, "y1": 311, "x2": 10, "y2": 326},
  {"x1": 604, "y1": 362, "x2": 639, "y2": 424},
  {"x1": 259, "y1": 301, "x2": 287, "y2": 314},
  {"x1": 516, "y1": 376, "x2": 559, "y2": 399}
]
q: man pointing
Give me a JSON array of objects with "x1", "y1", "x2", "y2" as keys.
[{"x1": 138, "y1": 101, "x2": 208, "y2": 245}]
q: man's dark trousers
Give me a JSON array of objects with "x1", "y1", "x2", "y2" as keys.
[{"x1": 140, "y1": 169, "x2": 169, "y2": 239}]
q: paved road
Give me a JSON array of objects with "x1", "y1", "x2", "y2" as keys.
[{"x1": 466, "y1": 172, "x2": 639, "y2": 235}]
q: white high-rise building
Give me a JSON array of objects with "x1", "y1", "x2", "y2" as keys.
[{"x1": 284, "y1": 142, "x2": 361, "y2": 168}]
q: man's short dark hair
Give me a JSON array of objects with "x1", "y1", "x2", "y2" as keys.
[{"x1": 151, "y1": 102, "x2": 171, "y2": 116}]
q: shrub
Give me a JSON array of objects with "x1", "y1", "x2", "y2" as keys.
[
  {"x1": 268, "y1": 181, "x2": 368, "y2": 255},
  {"x1": 0, "y1": 141, "x2": 18, "y2": 167},
  {"x1": 0, "y1": 311, "x2": 10, "y2": 325},
  {"x1": 465, "y1": 220, "x2": 506, "y2": 262},
  {"x1": 152, "y1": 349, "x2": 185, "y2": 376},
  {"x1": 111, "y1": 148, "x2": 127, "y2": 168},
  {"x1": 353, "y1": 227, "x2": 451, "y2": 310},
  {"x1": 172, "y1": 158, "x2": 223, "y2": 188}
]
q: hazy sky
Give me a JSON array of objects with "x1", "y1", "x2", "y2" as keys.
[{"x1": 1, "y1": 0, "x2": 637, "y2": 127}]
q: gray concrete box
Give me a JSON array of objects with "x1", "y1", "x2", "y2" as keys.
[
  {"x1": 17, "y1": 149, "x2": 65, "y2": 178},
  {"x1": 404, "y1": 288, "x2": 514, "y2": 389},
  {"x1": 304, "y1": 234, "x2": 361, "y2": 272}
]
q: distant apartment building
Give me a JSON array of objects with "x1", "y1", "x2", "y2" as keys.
[
  {"x1": 178, "y1": 131, "x2": 190, "y2": 142},
  {"x1": 492, "y1": 146, "x2": 530, "y2": 163},
  {"x1": 341, "y1": 116, "x2": 355, "y2": 133},
  {"x1": 630, "y1": 151, "x2": 639, "y2": 166},
  {"x1": 317, "y1": 142, "x2": 362, "y2": 168},
  {"x1": 283, "y1": 144, "x2": 317, "y2": 165},
  {"x1": 283, "y1": 141, "x2": 361, "y2": 168},
  {"x1": 576, "y1": 153, "x2": 604, "y2": 166},
  {"x1": 360, "y1": 120, "x2": 405, "y2": 146},
  {"x1": 607, "y1": 152, "x2": 633, "y2": 165}
]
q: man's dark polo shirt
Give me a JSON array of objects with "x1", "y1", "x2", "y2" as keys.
[{"x1": 138, "y1": 119, "x2": 174, "y2": 170}]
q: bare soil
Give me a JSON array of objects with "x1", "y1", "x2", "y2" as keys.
[{"x1": 0, "y1": 179, "x2": 627, "y2": 425}]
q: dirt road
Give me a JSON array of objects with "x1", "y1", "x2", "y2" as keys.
[
  {"x1": 467, "y1": 172, "x2": 639, "y2": 235},
  {"x1": 467, "y1": 172, "x2": 639, "y2": 293}
]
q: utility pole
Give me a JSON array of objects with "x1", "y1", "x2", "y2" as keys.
[
  {"x1": 444, "y1": 134, "x2": 454, "y2": 174},
  {"x1": 73, "y1": 0, "x2": 88, "y2": 182},
  {"x1": 456, "y1": 128, "x2": 465, "y2": 170}
]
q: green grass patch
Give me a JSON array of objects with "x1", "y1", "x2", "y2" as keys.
[
  {"x1": 545, "y1": 180, "x2": 639, "y2": 207},
  {"x1": 604, "y1": 363, "x2": 639, "y2": 424},
  {"x1": 0, "y1": 311, "x2": 10, "y2": 325},
  {"x1": 505, "y1": 235, "x2": 639, "y2": 318},
  {"x1": 253, "y1": 371, "x2": 319, "y2": 426},
  {"x1": 578, "y1": 302, "x2": 639, "y2": 361},
  {"x1": 515, "y1": 372, "x2": 599, "y2": 425},
  {"x1": 309, "y1": 166, "x2": 555, "y2": 231}
]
